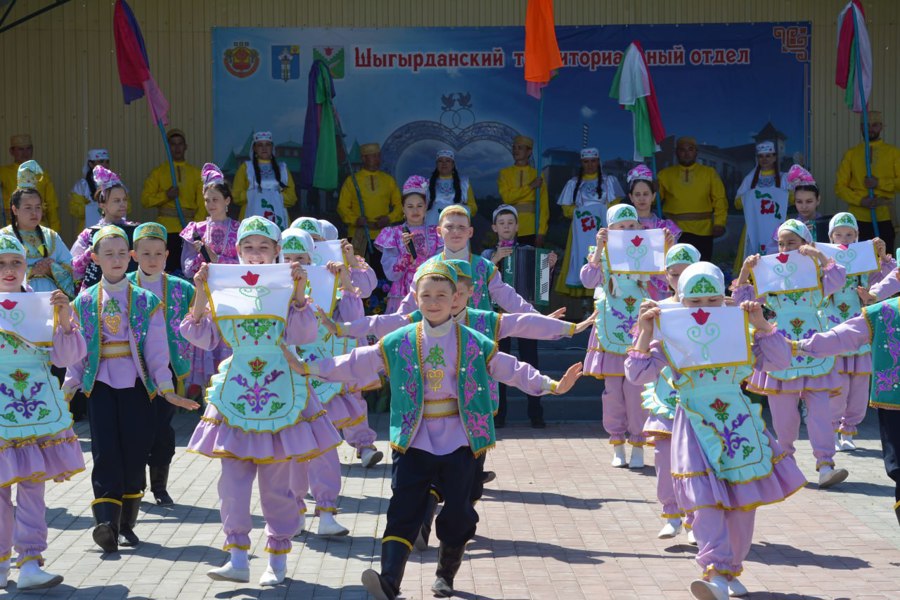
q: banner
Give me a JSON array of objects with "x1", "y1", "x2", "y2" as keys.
[
  {"x1": 206, "y1": 263, "x2": 295, "y2": 319},
  {"x1": 741, "y1": 187, "x2": 789, "y2": 257},
  {"x1": 213, "y1": 24, "x2": 810, "y2": 206},
  {"x1": 0, "y1": 292, "x2": 55, "y2": 347},
  {"x1": 655, "y1": 304, "x2": 752, "y2": 371},
  {"x1": 751, "y1": 251, "x2": 819, "y2": 296},
  {"x1": 605, "y1": 229, "x2": 666, "y2": 275},
  {"x1": 818, "y1": 240, "x2": 879, "y2": 276}
]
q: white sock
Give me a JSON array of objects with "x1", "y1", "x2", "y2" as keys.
[
  {"x1": 229, "y1": 548, "x2": 249, "y2": 569},
  {"x1": 268, "y1": 553, "x2": 287, "y2": 572}
]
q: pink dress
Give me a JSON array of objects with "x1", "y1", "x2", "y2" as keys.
[{"x1": 375, "y1": 223, "x2": 442, "y2": 313}]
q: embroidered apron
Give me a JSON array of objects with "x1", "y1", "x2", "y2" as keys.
[{"x1": 245, "y1": 161, "x2": 289, "y2": 230}]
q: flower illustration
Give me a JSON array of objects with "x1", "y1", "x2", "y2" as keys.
[
  {"x1": 710, "y1": 398, "x2": 729, "y2": 423},
  {"x1": 630, "y1": 235, "x2": 644, "y2": 247},
  {"x1": 0, "y1": 299, "x2": 17, "y2": 310},
  {"x1": 248, "y1": 357, "x2": 267, "y2": 378},
  {"x1": 691, "y1": 309, "x2": 710, "y2": 326},
  {"x1": 776, "y1": 253, "x2": 790, "y2": 264},
  {"x1": 241, "y1": 271, "x2": 260, "y2": 286}
]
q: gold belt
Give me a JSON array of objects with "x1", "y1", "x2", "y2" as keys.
[
  {"x1": 423, "y1": 397, "x2": 459, "y2": 419},
  {"x1": 666, "y1": 211, "x2": 713, "y2": 221},
  {"x1": 100, "y1": 341, "x2": 131, "y2": 359},
  {"x1": 158, "y1": 206, "x2": 196, "y2": 219}
]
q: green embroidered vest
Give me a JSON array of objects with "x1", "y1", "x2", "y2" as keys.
[
  {"x1": 74, "y1": 282, "x2": 161, "y2": 397},
  {"x1": 863, "y1": 298, "x2": 900, "y2": 409},
  {"x1": 380, "y1": 322, "x2": 497, "y2": 456},
  {"x1": 127, "y1": 272, "x2": 196, "y2": 380}
]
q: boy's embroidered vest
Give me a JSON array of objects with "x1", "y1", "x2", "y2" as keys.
[
  {"x1": 381, "y1": 322, "x2": 497, "y2": 456},
  {"x1": 863, "y1": 298, "x2": 900, "y2": 409},
  {"x1": 74, "y1": 283, "x2": 160, "y2": 397},
  {"x1": 127, "y1": 272, "x2": 196, "y2": 380}
]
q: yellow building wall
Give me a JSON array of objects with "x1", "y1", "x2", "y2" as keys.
[{"x1": 0, "y1": 0, "x2": 897, "y2": 239}]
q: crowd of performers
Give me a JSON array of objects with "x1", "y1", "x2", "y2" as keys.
[{"x1": 0, "y1": 141, "x2": 899, "y2": 600}]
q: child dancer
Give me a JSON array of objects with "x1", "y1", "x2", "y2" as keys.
[
  {"x1": 281, "y1": 227, "x2": 371, "y2": 536},
  {"x1": 183, "y1": 216, "x2": 342, "y2": 586},
  {"x1": 732, "y1": 214, "x2": 848, "y2": 488},
  {"x1": 626, "y1": 262, "x2": 807, "y2": 600},
  {"x1": 641, "y1": 243, "x2": 701, "y2": 540},
  {"x1": 582, "y1": 204, "x2": 653, "y2": 468},
  {"x1": 63, "y1": 225, "x2": 197, "y2": 554},
  {"x1": 788, "y1": 165, "x2": 829, "y2": 243},
  {"x1": 283, "y1": 261, "x2": 583, "y2": 600},
  {"x1": 822, "y1": 213, "x2": 894, "y2": 452},
  {"x1": 0, "y1": 235, "x2": 85, "y2": 590},
  {"x1": 127, "y1": 222, "x2": 196, "y2": 505},
  {"x1": 376, "y1": 176, "x2": 443, "y2": 313},
  {"x1": 179, "y1": 163, "x2": 240, "y2": 398}
]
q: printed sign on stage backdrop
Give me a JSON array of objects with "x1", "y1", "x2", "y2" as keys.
[{"x1": 212, "y1": 24, "x2": 810, "y2": 205}]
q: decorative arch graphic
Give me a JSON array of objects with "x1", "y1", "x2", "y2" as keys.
[{"x1": 381, "y1": 120, "x2": 520, "y2": 176}]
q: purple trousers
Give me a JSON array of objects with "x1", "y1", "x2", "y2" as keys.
[
  {"x1": 339, "y1": 393, "x2": 377, "y2": 449},
  {"x1": 218, "y1": 459, "x2": 299, "y2": 554},
  {"x1": 692, "y1": 507, "x2": 756, "y2": 579},
  {"x1": 769, "y1": 390, "x2": 835, "y2": 470},
  {"x1": 830, "y1": 373, "x2": 870, "y2": 437},
  {"x1": 654, "y1": 436, "x2": 681, "y2": 518},
  {"x1": 0, "y1": 481, "x2": 47, "y2": 566},
  {"x1": 289, "y1": 450, "x2": 341, "y2": 513},
  {"x1": 602, "y1": 376, "x2": 648, "y2": 446}
]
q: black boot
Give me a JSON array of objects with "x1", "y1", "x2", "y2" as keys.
[
  {"x1": 91, "y1": 501, "x2": 121, "y2": 553},
  {"x1": 431, "y1": 543, "x2": 466, "y2": 598},
  {"x1": 360, "y1": 539, "x2": 409, "y2": 600},
  {"x1": 118, "y1": 494, "x2": 142, "y2": 547},
  {"x1": 150, "y1": 465, "x2": 174, "y2": 506},
  {"x1": 414, "y1": 489, "x2": 442, "y2": 551}
]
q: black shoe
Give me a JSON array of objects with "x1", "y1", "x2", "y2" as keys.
[
  {"x1": 531, "y1": 417, "x2": 546, "y2": 429},
  {"x1": 481, "y1": 470, "x2": 496, "y2": 484},
  {"x1": 118, "y1": 495, "x2": 142, "y2": 547},
  {"x1": 91, "y1": 501, "x2": 121, "y2": 553},
  {"x1": 149, "y1": 465, "x2": 174, "y2": 506},
  {"x1": 361, "y1": 539, "x2": 409, "y2": 600},
  {"x1": 361, "y1": 569, "x2": 397, "y2": 600},
  {"x1": 432, "y1": 543, "x2": 466, "y2": 597}
]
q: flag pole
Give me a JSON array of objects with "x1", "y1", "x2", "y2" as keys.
[
  {"x1": 155, "y1": 119, "x2": 186, "y2": 229},
  {"x1": 534, "y1": 89, "x2": 544, "y2": 245},
  {"x1": 651, "y1": 154, "x2": 662, "y2": 218},
  {"x1": 852, "y1": 9, "x2": 878, "y2": 237}
]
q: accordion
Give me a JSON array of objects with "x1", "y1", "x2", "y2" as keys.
[
  {"x1": 81, "y1": 223, "x2": 140, "y2": 289},
  {"x1": 500, "y1": 245, "x2": 551, "y2": 306}
]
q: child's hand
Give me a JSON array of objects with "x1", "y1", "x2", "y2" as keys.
[
  {"x1": 193, "y1": 263, "x2": 209, "y2": 286},
  {"x1": 341, "y1": 239, "x2": 360, "y2": 268},
  {"x1": 315, "y1": 307, "x2": 340, "y2": 336},
  {"x1": 742, "y1": 254, "x2": 760, "y2": 270},
  {"x1": 664, "y1": 229, "x2": 675, "y2": 248},
  {"x1": 574, "y1": 310, "x2": 598, "y2": 334},
  {"x1": 548, "y1": 251, "x2": 558, "y2": 269},
  {"x1": 493, "y1": 245, "x2": 513, "y2": 262},
  {"x1": 798, "y1": 244, "x2": 825, "y2": 264},
  {"x1": 163, "y1": 392, "x2": 200, "y2": 411},
  {"x1": 595, "y1": 228, "x2": 608, "y2": 249},
  {"x1": 50, "y1": 290, "x2": 74, "y2": 331},
  {"x1": 553, "y1": 361, "x2": 583, "y2": 395},
  {"x1": 637, "y1": 300, "x2": 659, "y2": 334},
  {"x1": 873, "y1": 237, "x2": 887, "y2": 258},
  {"x1": 291, "y1": 263, "x2": 308, "y2": 303},
  {"x1": 325, "y1": 261, "x2": 346, "y2": 276},
  {"x1": 548, "y1": 307, "x2": 566, "y2": 320},
  {"x1": 741, "y1": 301, "x2": 771, "y2": 332},
  {"x1": 736, "y1": 254, "x2": 760, "y2": 286},
  {"x1": 280, "y1": 343, "x2": 307, "y2": 374},
  {"x1": 856, "y1": 286, "x2": 877, "y2": 306}
]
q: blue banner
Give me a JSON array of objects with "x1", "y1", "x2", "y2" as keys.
[{"x1": 213, "y1": 24, "x2": 810, "y2": 211}]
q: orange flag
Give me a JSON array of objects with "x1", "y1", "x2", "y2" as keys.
[{"x1": 524, "y1": 0, "x2": 563, "y2": 98}]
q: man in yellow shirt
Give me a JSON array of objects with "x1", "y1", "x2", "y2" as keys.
[
  {"x1": 140, "y1": 128, "x2": 205, "y2": 273},
  {"x1": 0, "y1": 133, "x2": 61, "y2": 231},
  {"x1": 337, "y1": 142, "x2": 402, "y2": 246},
  {"x1": 497, "y1": 135, "x2": 549, "y2": 246},
  {"x1": 657, "y1": 136, "x2": 727, "y2": 261},
  {"x1": 835, "y1": 111, "x2": 900, "y2": 253}
]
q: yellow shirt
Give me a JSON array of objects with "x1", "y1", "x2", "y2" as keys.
[
  {"x1": 140, "y1": 161, "x2": 206, "y2": 232},
  {"x1": 337, "y1": 169, "x2": 402, "y2": 239},
  {"x1": 657, "y1": 162, "x2": 727, "y2": 236},
  {"x1": 497, "y1": 164, "x2": 549, "y2": 236},
  {"x1": 0, "y1": 162, "x2": 61, "y2": 231},
  {"x1": 232, "y1": 160, "x2": 298, "y2": 222},
  {"x1": 835, "y1": 139, "x2": 900, "y2": 223}
]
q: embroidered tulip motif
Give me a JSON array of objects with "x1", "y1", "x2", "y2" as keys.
[{"x1": 691, "y1": 309, "x2": 710, "y2": 326}]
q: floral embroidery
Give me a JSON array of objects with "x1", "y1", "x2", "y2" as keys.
[
  {"x1": 462, "y1": 336, "x2": 480, "y2": 408},
  {"x1": 703, "y1": 413, "x2": 751, "y2": 459},
  {"x1": 623, "y1": 296, "x2": 638, "y2": 314},
  {"x1": 789, "y1": 318, "x2": 805, "y2": 337},
  {"x1": 0, "y1": 369, "x2": 47, "y2": 421},
  {"x1": 238, "y1": 318, "x2": 275, "y2": 344},
  {"x1": 466, "y1": 411, "x2": 490, "y2": 440},
  {"x1": 710, "y1": 398, "x2": 729, "y2": 423},
  {"x1": 229, "y1": 356, "x2": 285, "y2": 415},
  {"x1": 397, "y1": 334, "x2": 418, "y2": 437},
  {"x1": 472, "y1": 259, "x2": 488, "y2": 308},
  {"x1": 874, "y1": 301, "x2": 900, "y2": 393}
]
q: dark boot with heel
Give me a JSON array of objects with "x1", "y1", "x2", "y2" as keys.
[
  {"x1": 360, "y1": 539, "x2": 410, "y2": 600},
  {"x1": 118, "y1": 494, "x2": 142, "y2": 547},
  {"x1": 91, "y1": 500, "x2": 121, "y2": 553},
  {"x1": 431, "y1": 543, "x2": 466, "y2": 597},
  {"x1": 150, "y1": 465, "x2": 174, "y2": 506}
]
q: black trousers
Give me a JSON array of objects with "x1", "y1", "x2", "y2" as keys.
[
  {"x1": 166, "y1": 232, "x2": 184, "y2": 276},
  {"x1": 858, "y1": 220, "x2": 896, "y2": 256},
  {"x1": 497, "y1": 336, "x2": 543, "y2": 422},
  {"x1": 148, "y1": 395, "x2": 176, "y2": 468},
  {"x1": 878, "y1": 408, "x2": 900, "y2": 503},
  {"x1": 678, "y1": 232, "x2": 714, "y2": 262},
  {"x1": 385, "y1": 447, "x2": 478, "y2": 548},
  {"x1": 87, "y1": 380, "x2": 155, "y2": 500}
]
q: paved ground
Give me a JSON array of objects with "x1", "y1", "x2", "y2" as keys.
[{"x1": 3, "y1": 409, "x2": 899, "y2": 600}]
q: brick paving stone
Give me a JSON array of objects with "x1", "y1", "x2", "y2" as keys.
[{"x1": 1, "y1": 410, "x2": 899, "y2": 598}]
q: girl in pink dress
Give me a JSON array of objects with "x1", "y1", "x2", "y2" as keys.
[{"x1": 375, "y1": 175, "x2": 443, "y2": 313}]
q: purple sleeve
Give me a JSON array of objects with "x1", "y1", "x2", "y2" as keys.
[
  {"x1": 380, "y1": 247, "x2": 405, "y2": 282},
  {"x1": 145, "y1": 306, "x2": 175, "y2": 394},
  {"x1": 580, "y1": 262, "x2": 603, "y2": 288},
  {"x1": 868, "y1": 256, "x2": 897, "y2": 289},
  {"x1": 179, "y1": 223, "x2": 204, "y2": 278},
  {"x1": 70, "y1": 229, "x2": 93, "y2": 284},
  {"x1": 730, "y1": 283, "x2": 761, "y2": 304},
  {"x1": 498, "y1": 313, "x2": 572, "y2": 340},
  {"x1": 179, "y1": 313, "x2": 220, "y2": 351},
  {"x1": 487, "y1": 272, "x2": 537, "y2": 314},
  {"x1": 395, "y1": 290, "x2": 418, "y2": 314},
  {"x1": 333, "y1": 290, "x2": 364, "y2": 322},
  {"x1": 350, "y1": 265, "x2": 377, "y2": 298},
  {"x1": 487, "y1": 351, "x2": 553, "y2": 396},
  {"x1": 284, "y1": 303, "x2": 319, "y2": 345},
  {"x1": 624, "y1": 343, "x2": 668, "y2": 385},
  {"x1": 797, "y1": 314, "x2": 871, "y2": 357},
  {"x1": 309, "y1": 343, "x2": 386, "y2": 383},
  {"x1": 50, "y1": 325, "x2": 87, "y2": 368},
  {"x1": 821, "y1": 261, "x2": 847, "y2": 298},
  {"x1": 665, "y1": 219, "x2": 682, "y2": 242},
  {"x1": 339, "y1": 313, "x2": 409, "y2": 339},
  {"x1": 752, "y1": 329, "x2": 793, "y2": 371},
  {"x1": 871, "y1": 268, "x2": 900, "y2": 301}
]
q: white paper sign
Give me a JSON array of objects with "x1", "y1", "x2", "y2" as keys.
[
  {"x1": 605, "y1": 228, "x2": 666, "y2": 275},
  {"x1": 751, "y1": 250, "x2": 820, "y2": 295},
  {"x1": 817, "y1": 241, "x2": 879, "y2": 277},
  {"x1": 312, "y1": 240, "x2": 344, "y2": 267},
  {"x1": 207, "y1": 263, "x2": 295, "y2": 319},
  {"x1": 305, "y1": 264, "x2": 338, "y2": 314},
  {"x1": 0, "y1": 292, "x2": 55, "y2": 346},
  {"x1": 655, "y1": 304, "x2": 751, "y2": 371}
]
